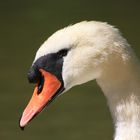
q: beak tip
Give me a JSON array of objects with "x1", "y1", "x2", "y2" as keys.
[
  {"x1": 20, "y1": 125, "x2": 25, "y2": 131},
  {"x1": 19, "y1": 115, "x2": 26, "y2": 131},
  {"x1": 19, "y1": 121, "x2": 25, "y2": 130}
]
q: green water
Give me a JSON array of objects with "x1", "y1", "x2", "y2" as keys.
[{"x1": 0, "y1": 0, "x2": 140, "y2": 139}]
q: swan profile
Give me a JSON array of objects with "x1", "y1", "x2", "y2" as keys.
[{"x1": 20, "y1": 21, "x2": 140, "y2": 140}]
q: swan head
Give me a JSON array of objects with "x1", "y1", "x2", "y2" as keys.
[{"x1": 20, "y1": 21, "x2": 131, "y2": 129}]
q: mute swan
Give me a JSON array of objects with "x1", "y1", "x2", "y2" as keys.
[{"x1": 20, "y1": 21, "x2": 140, "y2": 140}]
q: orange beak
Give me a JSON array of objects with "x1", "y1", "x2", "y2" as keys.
[{"x1": 20, "y1": 69, "x2": 62, "y2": 129}]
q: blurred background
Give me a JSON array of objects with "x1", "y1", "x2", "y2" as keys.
[{"x1": 0, "y1": 0, "x2": 140, "y2": 139}]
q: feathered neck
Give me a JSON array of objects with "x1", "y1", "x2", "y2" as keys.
[{"x1": 97, "y1": 54, "x2": 140, "y2": 140}]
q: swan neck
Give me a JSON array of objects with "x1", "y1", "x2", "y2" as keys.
[{"x1": 97, "y1": 59, "x2": 140, "y2": 140}]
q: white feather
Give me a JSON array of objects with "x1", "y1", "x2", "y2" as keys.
[{"x1": 34, "y1": 21, "x2": 140, "y2": 140}]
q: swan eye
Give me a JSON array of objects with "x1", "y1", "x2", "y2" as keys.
[{"x1": 57, "y1": 49, "x2": 69, "y2": 58}]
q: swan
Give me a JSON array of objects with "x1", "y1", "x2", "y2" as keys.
[{"x1": 20, "y1": 21, "x2": 140, "y2": 140}]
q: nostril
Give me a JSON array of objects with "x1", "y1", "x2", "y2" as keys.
[
  {"x1": 37, "y1": 76, "x2": 44, "y2": 94},
  {"x1": 28, "y1": 68, "x2": 41, "y2": 83}
]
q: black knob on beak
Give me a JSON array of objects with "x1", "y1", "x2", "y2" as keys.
[{"x1": 28, "y1": 67, "x2": 41, "y2": 83}]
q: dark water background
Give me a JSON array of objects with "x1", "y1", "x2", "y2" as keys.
[{"x1": 0, "y1": 0, "x2": 140, "y2": 139}]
